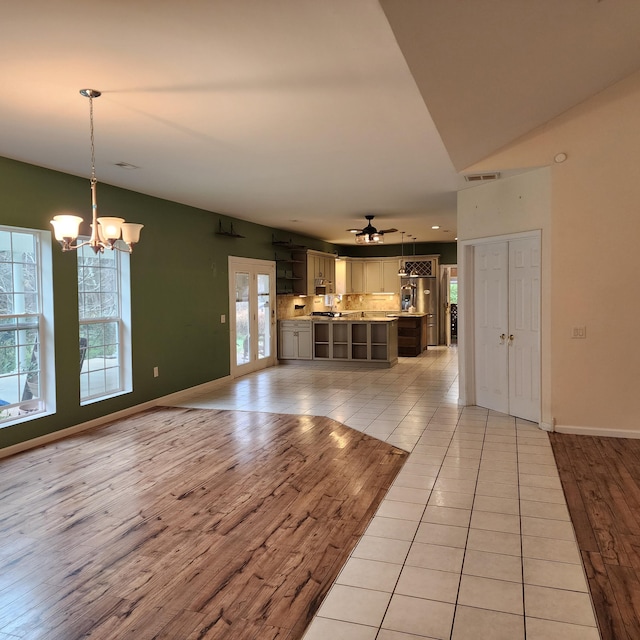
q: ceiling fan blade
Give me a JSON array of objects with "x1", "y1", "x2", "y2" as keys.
[{"x1": 379, "y1": 228, "x2": 398, "y2": 234}]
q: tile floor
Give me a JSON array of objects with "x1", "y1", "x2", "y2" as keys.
[{"x1": 170, "y1": 347, "x2": 600, "y2": 640}]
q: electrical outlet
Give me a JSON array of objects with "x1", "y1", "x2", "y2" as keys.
[
  {"x1": 153, "y1": 366, "x2": 159, "y2": 377},
  {"x1": 221, "y1": 314, "x2": 226, "y2": 324},
  {"x1": 571, "y1": 326, "x2": 586, "y2": 339}
]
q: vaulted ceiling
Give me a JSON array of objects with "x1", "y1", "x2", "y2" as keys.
[{"x1": 3, "y1": 0, "x2": 640, "y2": 244}]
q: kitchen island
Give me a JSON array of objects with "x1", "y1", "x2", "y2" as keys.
[
  {"x1": 385, "y1": 313, "x2": 428, "y2": 356},
  {"x1": 278, "y1": 315, "x2": 398, "y2": 367}
]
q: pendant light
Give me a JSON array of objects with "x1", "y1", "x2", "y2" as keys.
[
  {"x1": 398, "y1": 232, "x2": 407, "y2": 276},
  {"x1": 408, "y1": 235, "x2": 418, "y2": 277},
  {"x1": 50, "y1": 89, "x2": 144, "y2": 254}
]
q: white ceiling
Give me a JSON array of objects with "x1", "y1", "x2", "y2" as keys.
[{"x1": 3, "y1": 0, "x2": 640, "y2": 245}]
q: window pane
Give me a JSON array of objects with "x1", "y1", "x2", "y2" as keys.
[
  {"x1": 0, "y1": 227, "x2": 45, "y2": 425},
  {"x1": 235, "y1": 273, "x2": 250, "y2": 366},
  {"x1": 257, "y1": 273, "x2": 271, "y2": 360}
]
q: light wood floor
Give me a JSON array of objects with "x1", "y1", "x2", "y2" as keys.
[
  {"x1": 550, "y1": 432, "x2": 640, "y2": 640},
  {"x1": 0, "y1": 407, "x2": 406, "y2": 639}
]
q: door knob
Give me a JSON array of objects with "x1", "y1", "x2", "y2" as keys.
[
  {"x1": 499, "y1": 333, "x2": 506, "y2": 343},
  {"x1": 509, "y1": 334, "x2": 514, "y2": 342}
]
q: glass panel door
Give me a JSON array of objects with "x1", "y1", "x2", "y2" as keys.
[{"x1": 229, "y1": 258, "x2": 276, "y2": 377}]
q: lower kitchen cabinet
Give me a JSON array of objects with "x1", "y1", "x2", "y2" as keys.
[
  {"x1": 397, "y1": 315, "x2": 427, "y2": 356},
  {"x1": 280, "y1": 319, "x2": 397, "y2": 365},
  {"x1": 314, "y1": 320, "x2": 398, "y2": 365},
  {"x1": 278, "y1": 321, "x2": 312, "y2": 360}
]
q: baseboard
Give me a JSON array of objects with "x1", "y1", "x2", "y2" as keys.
[
  {"x1": 538, "y1": 421, "x2": 554, "y2": 432},
  {"x1": 156, "y1": 375, "x2": 232, "y2": 405},
  {"x1": 555, "y1": 424, "x2": 640, "y2": 439},
  {"x1": 0, "y1": 375, "x2": 233, "y2": 461}
]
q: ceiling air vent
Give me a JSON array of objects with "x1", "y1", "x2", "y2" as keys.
[{"x1": 464, "y1": 172, "x2": 501, "y2": 183}]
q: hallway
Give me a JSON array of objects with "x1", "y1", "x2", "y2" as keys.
[{"x1": 170, "y1": 348, "x2": 599, "y2": 639}]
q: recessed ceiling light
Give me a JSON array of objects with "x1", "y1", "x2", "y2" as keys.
[
  {"x1": 432, "y1": 225, "x2": 440, "y2": 230},
  {"x1": 554, "y1": 152, "x2": 568, "y2": 163}
]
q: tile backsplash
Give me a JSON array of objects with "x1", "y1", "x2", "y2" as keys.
[{"x1": 277, "y1": 293, "x2": 399, "y2": 319}]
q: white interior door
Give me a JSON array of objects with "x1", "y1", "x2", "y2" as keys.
[
  {"x1": 474, "y1": 242, "x2": 509, "y2": 414},
  {"x1": 473, "y1": 236, "x2": 540, "y2": 422},
  {"x1": 508, "y1": 238, "x2": 541, "y2": 421},
  {"x1": 229, "y1": 257, "x2": 276, "y2": 378}
]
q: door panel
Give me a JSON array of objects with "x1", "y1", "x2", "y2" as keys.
[
  {"x1": 234, "y1": 272, "x2": 251, "y2": 367},
  {"x1": 257, "y1": 273, "x2": 271, "y2": 361},
  {"x1": 508, "y1": 238, "x2": 540, "y2": 422},
  {"x1": 474, "y1": 242, "x2": 509, "y2": 414}
]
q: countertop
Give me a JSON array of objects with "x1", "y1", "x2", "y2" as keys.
[
  {"x1": 281, "y1": 311, "x2": 429, "y2": 322},
  {"x1": 283, "y1": 314, "x2": 397, "y2": 322}
]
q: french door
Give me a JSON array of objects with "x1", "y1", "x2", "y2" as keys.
[
  {"x1": 229, "y1": 257, "x2": 276, "y2": 378},
  {"x1": 474, "y1": 236, "x2": 540, "y2": 422}
]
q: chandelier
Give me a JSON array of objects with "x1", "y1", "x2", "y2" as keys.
[{"x1": 50, "y1": 89, "x2": 143, "y2": 253}]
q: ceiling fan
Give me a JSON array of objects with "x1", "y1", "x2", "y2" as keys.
[{"x1": 347, "y1": 215, "x2": 398, "y2": 245}]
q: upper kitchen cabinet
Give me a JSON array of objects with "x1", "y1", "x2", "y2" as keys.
[
  {"x1": 306, "y1": 250, "x2": 336, "y2": 295},
  {"x1": 336, "y1": 258, "x2": 400, "y2": 294}
]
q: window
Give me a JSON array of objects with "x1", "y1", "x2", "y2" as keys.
[
  {"x1": 78, "y1": 243, "x2": 131, "y2": 403},
  {"x1": 0, "y1": 226, "x2": 54, "y2": 426}
]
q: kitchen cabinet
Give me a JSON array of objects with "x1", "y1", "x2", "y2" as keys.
[
  {"x1": 334, "y1": 258, "x2": 400, "y2": 294},
  {"x1": 382, "y1": 259, "x2": 400, "y2": 293},
  {"x1": 350, "y1": 260, "x2": 365, "y2": 293},
  {"x1": 306, "y1": 250, "x2": 336, "y2": 295},
  {"x1": 363, "y1": 259, "x2": 400, "y2": 293},
  {"x1": 397, "y1": 315, "x2": 428, "y2": 356},
  {"x1": 278, "y1": 321, "x2": 312, "y2": 360},
  {"x1": 312, "y1": 319, "x2": 397, "y2": 366},
  {"x1": 364, "y1": 261, "x2": 382, "y2": 292}
]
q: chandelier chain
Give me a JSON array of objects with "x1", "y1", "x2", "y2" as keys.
[{"x1": 88, "y1": 94, "x2": 97, "y2": 185}]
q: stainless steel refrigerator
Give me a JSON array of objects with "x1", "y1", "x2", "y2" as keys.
[{"x1": 400, "y1": 277, "x2": 439, "y2": 345}]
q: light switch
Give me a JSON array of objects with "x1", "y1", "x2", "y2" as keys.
[{"x1": 221, "y1": 314, "x2": 226, "y2": 324}]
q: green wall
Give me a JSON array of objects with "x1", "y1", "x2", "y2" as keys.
[
  {"x1": 0, "y1": 155, "x2": 457, "y2": 450},
  {"x1": 337, "y1": 241, "x2": 457, "y2": 264},
  {"x1": 0, "y1": 157, "x2": 335, "y2": 450}
]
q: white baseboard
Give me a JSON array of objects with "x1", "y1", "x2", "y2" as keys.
[
  {"x1": 538, "y1": 421, "x2": 554, "y2": 432},
  {"x1": 0, "y1": 375, "x2": 233, "y2": 461},
  {"x1": 555, "y1": 424, "x2": 640, "y2": 439}
]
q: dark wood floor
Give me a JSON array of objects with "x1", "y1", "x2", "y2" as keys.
[
  {"x1": 550, "y1": 432, "x2": 640, "y2": 640},
  {"x1": 0, "y1": 407, "x2": 406, "y2": 639}
]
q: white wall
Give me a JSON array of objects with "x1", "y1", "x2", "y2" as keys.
[
  {"x1": 458, "y1": 168, "x2": 552, "y2": 429},
  {"x1": 459, "y1": 68, "x2": 640, "y2": 436}
]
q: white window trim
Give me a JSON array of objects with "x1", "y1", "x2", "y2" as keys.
[
  {"x1": 0, "y1": 225, "x2": 55, "y2": 428},
  {"x1": 78, "y1": 245, "x2": 132, "y2": 405}
]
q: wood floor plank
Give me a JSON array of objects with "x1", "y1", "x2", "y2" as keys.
[
  {"x1": 0, "y1": 407, "x2": 406, "y2": 639},
  {"x1": 550, "y1": 431, "x2": 640, "y2": 640},
  {"x1": 581, "y1": 550, "x2": 630, "y2": 640}
]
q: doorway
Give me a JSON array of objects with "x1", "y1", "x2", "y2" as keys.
[
  {"x1": 228, "y1": 257, "x2": 276, "y2": 378},
  {"x1": 440, "y1": 265, "x2": 458, "y2": 346},
  {"x1": 462, "y1": 232, "x2": 541, "y2": 423}
]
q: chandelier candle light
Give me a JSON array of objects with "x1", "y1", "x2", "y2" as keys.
[{"x1": 50, "y1": 89, "x2": 143, "y2": 253}]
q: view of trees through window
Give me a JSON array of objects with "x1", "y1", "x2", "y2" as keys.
[
  {"x1": 78, "y1": 245, "x2": 122, "y2": 401},
  {"x1": 0, "y1": 229, "x2": 42, "y2": 422}
]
